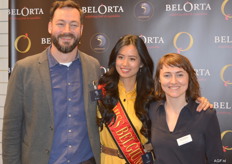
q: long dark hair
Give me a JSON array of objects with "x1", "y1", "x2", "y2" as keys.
[{"x1": 97, "y1": 34, "x2": 155, "y2": 138}]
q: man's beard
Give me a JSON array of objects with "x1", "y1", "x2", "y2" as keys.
[{"x1": 51, "y1": 33, "x2": 79, "y2": 53}]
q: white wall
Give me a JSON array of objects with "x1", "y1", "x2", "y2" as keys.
[{"x1": 0, "y1": 0, "x2": 8, "y2": 163}]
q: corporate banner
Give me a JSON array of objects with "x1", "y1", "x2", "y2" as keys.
[
  {"x1": 9, "y1": 0, "x2": 232, "y2": 162},
  {"x1": 8, "y1": 0, "x2": 52, "y2": 71}
]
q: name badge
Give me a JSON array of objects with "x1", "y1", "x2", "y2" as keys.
[
  {"x1": 142, "y1": 152, "x2": 154, "y2": 164},
  {"x1": 90, "y1": 89, "x2": 102, "y2": 101},
  {"x1": 176, "y1": 134, "x2": 192, "y2": 146}
]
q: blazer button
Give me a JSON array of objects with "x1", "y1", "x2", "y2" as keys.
[
  {"x1": 45, "y1": 149, "x2": 50, "y2": 154},
  {"x1": 50, "y1": 126, "x2": 54, "y2": 131}
]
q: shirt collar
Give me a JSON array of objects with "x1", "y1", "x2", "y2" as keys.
[
  {"x1": 47, "y1": 46, "x2": 80, "y2": 68},
  {"x1": 184, "y1": 99, "x2": 199, "y2": 115},
  {"x1": 118, "y1": 80, "x2": 137, "y2": 94},
  {"x1": 156, "y1": 99, "x2": 198, "y2": 116},
  {"x1": 118, "y1": 80, "x2": 137, "y2": 100}
]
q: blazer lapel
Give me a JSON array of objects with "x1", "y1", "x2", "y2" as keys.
[
  {"x1": 79, "y1": 52, "x2": 91, "y2": 113},
  {"x1": 37, "y1": 49, "x2": 54, "y2": 123}
]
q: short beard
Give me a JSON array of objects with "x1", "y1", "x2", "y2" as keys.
[{"x1": 51, "y1": 33, "x2": 79, "y2": 53}]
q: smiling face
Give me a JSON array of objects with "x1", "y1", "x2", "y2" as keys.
[
  {"x1": 159, "y1": 64, "x2": 189, "y2": 100},
  {"x1": 116, "y1": 44, "x2": 143, "y2": 83},
  {"x1": 48, "y1": 7, "x2": 83, "y2": 53}
]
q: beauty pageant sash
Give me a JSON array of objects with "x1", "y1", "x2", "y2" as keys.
[{"x1": 105, "y1": 100, "x2": 145, "y2": 164}]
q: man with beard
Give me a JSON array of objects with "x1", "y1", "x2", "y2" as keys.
[{"x1": 2, "y1": 1, "x2": 100, "y2": 164}]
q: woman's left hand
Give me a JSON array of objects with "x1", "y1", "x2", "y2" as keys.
[{"x1": 196, "y1": 97, "x2": 213, "y2": 112}]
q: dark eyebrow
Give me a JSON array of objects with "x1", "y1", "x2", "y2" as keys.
[
  {"x1": 117, "y1": 53, "x2": 137, "y2": 58},
  {"x1": 176, "y1": 71, "x2": 184, "y2": 73}
]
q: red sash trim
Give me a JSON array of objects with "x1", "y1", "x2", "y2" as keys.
[{"x1": 107, "y1": 100, "x2": 145, "y2": 164}]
